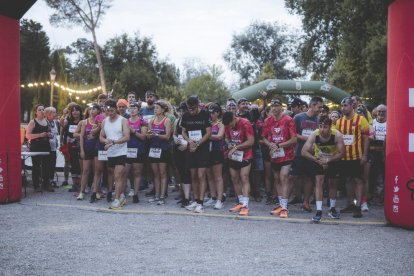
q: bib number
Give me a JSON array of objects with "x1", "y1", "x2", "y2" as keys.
[
  {"x1": 302, "y1": 129, "x2": 313, "y2": 137},
  {"x1": 230, "y1": 150, "x2": 244, "y2": 162},
  {"x1": 343, "y1": 135, "x2": 355, "y2": 146},
  {"x1": 272, "y1": 148, "x2": 285, "y2": 158},
  {"x1": 127, "y1": 148, "x2": 138, "y2": 158},
  {"x1": 149, "y1": 148, "x2": 162, "y2": 158},
  {"x1": 69, "y1": 125, "x2": 77, "y2": 133},
  {"x1": 189, "y1": 130, "x2": 202, "y2": 142},
  {"x1": 98, "y1": 150, "x2": 108, "y2": 161}
]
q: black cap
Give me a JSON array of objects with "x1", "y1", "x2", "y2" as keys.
[{"x1": 290, "y1": 98, "x2": 303, "y2": 107}]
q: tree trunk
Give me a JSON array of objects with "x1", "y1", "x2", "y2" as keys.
[{"x1": 91, "y1": 29, "x2": 107, "y2": 94}]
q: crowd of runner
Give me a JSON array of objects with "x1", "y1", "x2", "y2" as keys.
[{"x1": 25, "y1": 90, "x2": 387, "y2": 221}]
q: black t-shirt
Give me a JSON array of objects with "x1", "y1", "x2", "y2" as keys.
[{"x1": 181, "y1": 109, "x2": 211, "y2": 149}]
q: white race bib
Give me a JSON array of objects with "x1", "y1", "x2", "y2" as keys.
[
  {"x1": 272, "y1": 148, "x2": 285, "y2": 158},
  {"x1": 343, "y1": 135, "x2": 355, "y2": 146},
  {"x1": 68, "y1": 125, "x2": 77, "y2": 133},
  {"x1": 189, "y1": 130, "x2": 202, "y2": 142},
  {"x1": 230, "y1": 150, "x2": 244, "y2": 162},
  {"x1": 98, "y1": 150, "x2": 108, "y2": 161},
  {"x1": 127, "y1": 148, "x2": 138, "y2": 158},
  {"x1": 302, "y1": 129, "x2": 313, "y2": 137},
  {"x1": 149, "y1": 148, "x2": 162, "y2": 158}
]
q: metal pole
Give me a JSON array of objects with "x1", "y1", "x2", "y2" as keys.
[{"x1": 50, "y1": 81, "x2": 54, "y2": 107}]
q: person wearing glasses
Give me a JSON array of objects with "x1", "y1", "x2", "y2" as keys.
[
  {"x1": 181, "y1": 96, "x2": 212, "y2": 213},
  {"x1": 100, "y1": 99, "x2": 130, "y2": 209},
  {"x1": 301, "y1": 116, "x2": 345, "y2": 222}
]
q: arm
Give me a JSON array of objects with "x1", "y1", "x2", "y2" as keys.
[
  {"x1": 210, "y1": 123, "x2": 224, "y2": 141},
  {"x1": 157, "y1": 118, "x2": 172, "y2": 141},
  {"x1": 301, "y1": 133, "x2": 318, "y2": 162},
  {"x1": 331, "y1": 132, "x2": 346, "y2": 162},
  {"x1": 99, "y1": 120, "x2": 109, "y2": 145},
  {"x1": 26, "y1": 120, "x2": 47, "y2": 140},
  {"x1": 73, "y1": 121, "x2": 82, "y2": 139},
  {"x1": 114, "y1": 118, "x2": 130, "y2": 144},
  {"x1": 228, "y1": 131, "x2": 254, "y2": 157},
  {"x1": 79, "y1": 120, "x2": 86, "y2": 158}
]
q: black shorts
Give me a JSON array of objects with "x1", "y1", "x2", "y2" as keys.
[
  {"x1": 338, "y1": 160, "x2": 364, "y2": 178},
  {"x1": 126, "y1": 153, "x2": 146, "y2": 164},
  {"x1": 148, "y1": 149, "x2": 171, "y2": 164},
  {"x1": 290, "y1": 156, "x2": 313, "y2": 176},
  {"x1": 302, "y1": 159, "x2": 341, "y2": 178},
  {"x1": 271, "y1": 161, "x2": 292, "y2": 171},
  {"x1": 228, "y1": 159, "x2": 252, "y2": 170},
  {"x1": 107, "y1": 155, "x2": 126, "y2": 168},
  {"x1": 187, "y1": 147, "x2": 210, "y2": 169},
  {"x1": 209, "y1": 150, "x2": 224, "y2": 166},
  {"x1": 83, "y1": 150, "x2": 97, "y2": 160}
]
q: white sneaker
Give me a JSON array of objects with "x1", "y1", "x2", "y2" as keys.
[
  {"x1": 148, "y1": 197, "x2": 160, "y2": 203},
  {"x1": 204, "y1": 198, "x2": 216, "y2": 206},
  {"x1": 214, "y1": 200, "x2": 223, "y2": 210},
  {"x1": 194, "y1": 204, "x2": 204, "y2": 213},
  {"x1": 185, "y1": 201, "x2": 198, "y2": 211},
  {"x1": 110, "y1": 199, "x2": 121, "y2": 209},
  {"x1": 76, "y1": 192, "x2": 84, "y2": 200},
  {"x1": 361, "y1": 202, "x2": 369, "y2": 212},
  {"x1": 119, "y1": 194, "x2": 127, "y2": 207},
  {"x1": 128, "y1": 189, "x2": 135, "y2": 197}
]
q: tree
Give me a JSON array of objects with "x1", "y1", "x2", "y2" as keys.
[
  {"x1": 45, "y1": 0, "x2": 112, "y2": 94},
  {"x1": 20, "y1": 19, "x2": 51, "y2": 121},
  {"x1": 223, "y1": 21, "x2": 302, "y2": 88},
  {"x1": 182, "y1": 65, "x2": 229, "y2": 104},
  {"x1": 285, "y1": 0, "x2": 391, "y2": 104}
]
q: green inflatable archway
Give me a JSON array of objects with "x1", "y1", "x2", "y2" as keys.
[{"x1": 231, "y1": 79, "x2": 351, "y2": 104}]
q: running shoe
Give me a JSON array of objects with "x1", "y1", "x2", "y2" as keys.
[
  {"x1": 109, "y1": 199, "x2": 121, "y2": 209},
  {"x1": 148, "y1": 197, "x2": 160, "y2": 203},
  {"x1": 97, "y1": 191, "x2": 103, "y2": 199},
  {"x1": 239, "y1": 207, "x2": 249, "y2": 216},
  {"x1": 204, "y1": 198, "x2": 216, "y2": 206},
  {"x1": 128, "y1": 189, "x2": 135, "y2": 197},
  {"x1": 119, "y1": 194, "x2": 127, "y2": 207},
  {"x1": 312, "y1": 211, "x2": 322, "y2": 222},
  {"x1": 361, "y1": 202, "x2": 369, "y2": 212},
  {"x1": 106, "y1": 192, "x2": 112, "y2": 202},
  {"x1": 328, "y1": 208, "x2": 340, "y2": 219},
  {"x1": 340, "y1": 204, "x2": 356, "y2": 213},
  {"x1": 76, "y1": 192, "x2": 84, "y2": 200},
  {"x1": 185, "y1": 201, "x2": 198, "y2": 211},
  {"x1": 302, "y1": 202, "x2": 312, "y2": 213},
  {"x1": 352, "y1": 206, "x2": 363, "y2": 218},
  {"x1": 214, "y1": 200, "x2": 223, "y2": 210},
  {"x1": 132, "y1": 195, "x2": 139, "y2": 204},
  {"x1": 181, "y1": 199, "x2": 190, "y2": 208},
  {"x1": 270, "y1": 205, "x2": 283, "y2": 215},
  {"x1": 229, "y1": 203, "x2": 244, "y2": 212},
  {"x1": 90, "y1": 193, "x2": 97, "y2": 203},
  {"x1": 157, "y1": 198, "x2": 165, "y2": 205},
  {"x1": 194, "y1": 204, "x2": 204, "y2": 213},
  {"x1": 279, "y1": 208, "x2": 289, "y2": 218}
]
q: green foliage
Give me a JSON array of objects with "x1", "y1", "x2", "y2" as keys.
[
  {"x1": 20, "y1": 19, "x2": 51, "y2": 121},
  {"x1": 285, "y1": 0, "x2": 391, "y2": 104},
  {"x1": 223, "y1": 21, "x2": 302, "y2": 87},
  {"x1": 182, "y1": 65, "x2": 229, "y2": 104}
]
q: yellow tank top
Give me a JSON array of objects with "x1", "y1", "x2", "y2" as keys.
[{"x1": 314, "y1": 129, "x2": 338, "y2": 158}]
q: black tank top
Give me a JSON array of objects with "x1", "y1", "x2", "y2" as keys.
[{"x1": 30, "y1": 119, "x2": 51, "y2": 152}]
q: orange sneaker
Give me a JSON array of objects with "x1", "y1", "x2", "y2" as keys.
[
  {"x1": 239, "y1": 207, "x2": 249, "y2": 216},
  {"x1": 229, "y1": 203, "x2": 244, "y2": 212},
  {"x1": 279, "y1": 208, "x2": 289, "y2": 218},
  {"x1": 270, "y1": 205, "x2": 283, "y2": 215}
]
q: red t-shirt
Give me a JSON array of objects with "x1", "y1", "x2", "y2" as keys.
[
  {"x1": 225, "y1": 117, "x2": 254, "y2": 160},
  {"x1": 262, "y1": 114, "x2": 297, "y2": 163}
]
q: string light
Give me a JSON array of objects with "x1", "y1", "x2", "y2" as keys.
[{"x1": 20, "y1": 81, "x2": 102, "y2": 94}]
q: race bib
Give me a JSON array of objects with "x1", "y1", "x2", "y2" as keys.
[
  {"x1": 127, "y1": 148, "x2": 138, "y2": 158},
  {"x1": 272, "y1": 148, "x2": 285, "y2": 158},
  {"x1": 149, "y1": 148, "x2": 162, "y2": 158},
  {"x1": 68, "y1": 125, "x2": 77, "y2": 133},
  {"x1": 189, "y1": 130, "x2": 202, "y2": 142},
  {"x1": 98, "y1": 150, "x2": 108, "y2": 161},
  {"x1": 302, "y1": 129, "x2": 313, "y2": 137},
  {"x1": 230, "y1": 150, "x2": 244, "y2": 162},
  {"x1": 343, "y1": 135, "x2": 355, "y2": 146}
]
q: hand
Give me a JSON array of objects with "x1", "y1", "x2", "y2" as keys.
[
  {"x1": 189, "y1": 141, "x2": 197, "y2": 152},
  {"x1": 178, "y1": 144, "x2": 187, "y2": 151}
]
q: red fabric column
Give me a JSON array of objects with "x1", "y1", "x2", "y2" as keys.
[
  {"x1": 385, "y1": 0, "x2": 414, "y2": 229},
  {"x1": 0, "y1": 15, "x2": 21, "y2": 202}
]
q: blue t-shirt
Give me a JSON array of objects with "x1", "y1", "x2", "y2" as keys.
[{"x1": 293, "y1": 112, "x2": 319, "y2": 157}]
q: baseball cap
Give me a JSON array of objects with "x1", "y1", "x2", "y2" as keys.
[{"x1": 290, "y1": 98, "x2": 303, "y2": 107}]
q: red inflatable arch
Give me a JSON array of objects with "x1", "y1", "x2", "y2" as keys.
[
  {"x1": 385, "y1": 0, "x2": 414, "y2": 229},
  {"x1": 0, "y1": 1, "x2": 37, "y2": 203}
]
